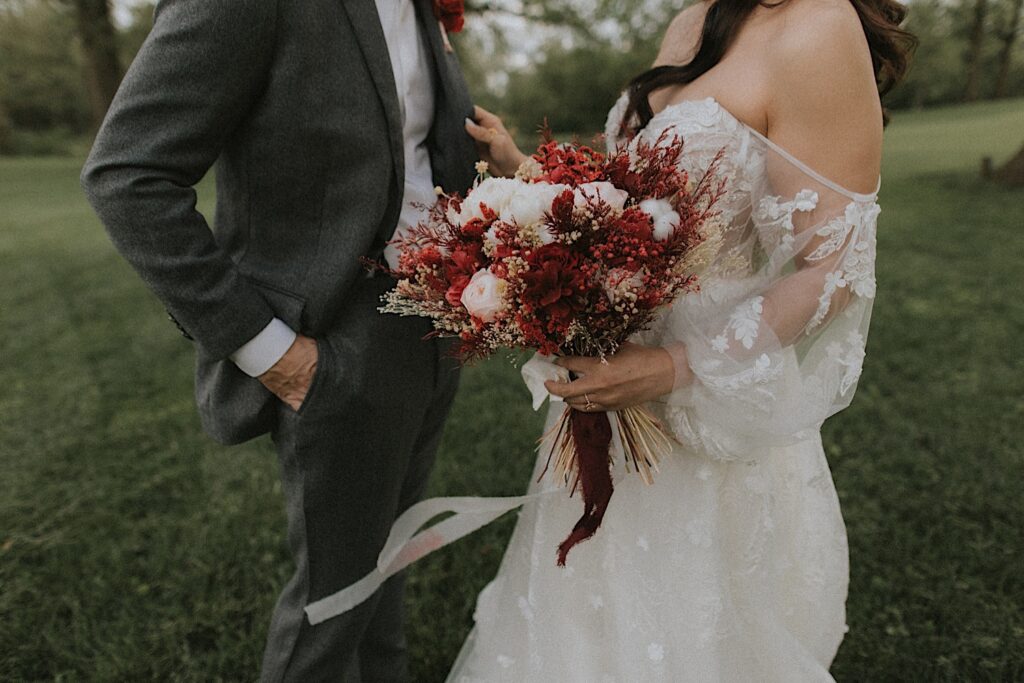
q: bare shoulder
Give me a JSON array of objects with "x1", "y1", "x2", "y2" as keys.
[
  {"x1": 773, "y1": 0, "x2": 873, "y2": 70},
  {"x1": 766, "y1": 0, "x2": 883, "y2": 193},
  {"x1": 655, "y1": 2, "x2": 711, "y2": 66}
]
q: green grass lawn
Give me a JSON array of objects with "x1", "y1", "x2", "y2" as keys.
[{"x1": 2, "y1": 99, "x2": 1023, "y2": 681}]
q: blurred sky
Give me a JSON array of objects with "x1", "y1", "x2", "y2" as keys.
[{"x1": 111, "y1": 0, "x2": 144, "y2": 27}]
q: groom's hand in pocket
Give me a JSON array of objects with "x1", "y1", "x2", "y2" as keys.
[{"x1": 258, "y1": 335, "x2": 319, "y2": 412}]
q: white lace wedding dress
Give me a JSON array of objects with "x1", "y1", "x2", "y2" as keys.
[{"x1": 445, "y1": 96, "x2": 881, "y2": 682}]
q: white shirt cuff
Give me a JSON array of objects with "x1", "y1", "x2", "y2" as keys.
[{"x1": 230, "y1": 318, "x2": 297, "y2": 377}]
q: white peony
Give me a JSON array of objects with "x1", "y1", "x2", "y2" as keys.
[
  {"x1": 574, "y1": 182, "x2": 629, "y2": 211},
  {"x1": 639, "y1": 198, "x2": 681, "y2": 241},
  {"x1": 460, "y1": 269, "x2": 508, "y2": 322},
  {"x1": 501, "y1": 182, "x2": 568, "y2": 228},
  {"x1": 457, "y1": 177, "x2": 521, "y2": 223}
]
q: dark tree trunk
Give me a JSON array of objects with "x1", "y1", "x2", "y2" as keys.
[
  {"x1": 964, "y1": 0, "x2": 989, "y2": 102},
  {"x1": 994, "y1": 0, "x2": 1023, "y2": 97},
  {"x1": 0, "y1": 100, "x2": 12, "y2": 155},
  {"x1": 71, "y1": 0, "x2": 122, "y2": 130},
  {"x1": 995, "y1": 144, "x2": 1024, "y2": 186}
]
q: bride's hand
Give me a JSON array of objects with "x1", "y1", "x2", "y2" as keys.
[
  {"x1": 465, "y1": 105, "x2": 528, "y2": 178},
  {"x1": 544, "y1": 342, "x2": 688, "y2": 412}
]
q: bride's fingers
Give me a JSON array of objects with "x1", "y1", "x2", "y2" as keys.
[
  {"x1": 566, "y1": 396, "x2": 607, "y2": 412},
  {"x1": 555, "y1": 356, "x2": 601, "y2": 375},
  {"x1": 545, "y1": 375, "x2": 603, "y2": 400},
  {"x1": 472, "y1": 105, "x2": 505, "y2": 130},
  {"x1": 464, "y1": 118, "x2": 496, "y2": 144}
]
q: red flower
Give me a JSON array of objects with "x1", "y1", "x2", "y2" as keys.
[
  {"x1": 532, "y1": 140, "x2": 606, "y2": 186},
  {"x1": 417, "y1": 245, "x2": 444, "y2": 268},
  {"x1": 434, "y1": 0, "x2": 465, "y2": 33},
  {"x1": 445, "y1": 273, "x2": 471, "y2": 307},
  {"x1": 443, "y1": 243, "x2": 483, "y2": 306},
  {"x1": 461, "y1": 217, "x2": 487, "y2": 240},
  {"x1": 522, "y1": 244, "x2": 586, "y2": 330}
]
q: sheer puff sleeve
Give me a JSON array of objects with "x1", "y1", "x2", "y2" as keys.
[{"x1": 658, "y1": 138, "x2": 880, "y2": 462}]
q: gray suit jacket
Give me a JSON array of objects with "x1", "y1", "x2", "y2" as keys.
[{"x1": 82, "y1": 0, "x2": 478, "y2": 444}]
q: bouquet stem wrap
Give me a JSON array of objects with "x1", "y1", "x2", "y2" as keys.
[
  {"x1": 526, "y1": 353, "x2": 675, "y2": 564},
  {"x1": 557, "y1": 410, "x2": 614, "y2": 566}
]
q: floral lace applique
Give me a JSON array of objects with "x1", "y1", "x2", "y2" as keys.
[
  {"x1": 828, "y1": 330, "x2": 867, "y2": 396},
  {"x1": 841, "y1": 204, "x2": 880, "y2": 299},
  {"x1": 754, "y1": 189, "x2": 818, "y2": 255},
  {"x1": 805, "y1": 202, "x2": 879, "y2": 334},
  {"x1": 725, "y1": 296, "x2": 765, "y2": 350},
  {"x1": 699, "y1": 352, "x2": 781, "y2": 396}
]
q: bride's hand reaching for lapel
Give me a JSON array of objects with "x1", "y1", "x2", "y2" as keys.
[
  {"x1": 465, "y1": 105, "x2": 528, "y2": 178},
  {"x1": 544, "y1": 343, "x2": 690, "y2": 412}
]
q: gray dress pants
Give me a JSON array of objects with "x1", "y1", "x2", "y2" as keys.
[{"x1": 260, "y1": 273, "x2": 460, "y2": 682}]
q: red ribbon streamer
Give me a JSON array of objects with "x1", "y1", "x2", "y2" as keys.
[{"x1": 557, "y1": 410, "x2": 614, "y2": 566}]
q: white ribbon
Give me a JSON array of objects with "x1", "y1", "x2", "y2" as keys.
[
  {"x1": 304, "y1": 353, "x2": 570, "y2": 625},
  {"x1": 305, "y1": 492, "x2": 559, "y2": 625},
  {"x1": 520, "y1": 352, "x2": 569, "y2": 410}
]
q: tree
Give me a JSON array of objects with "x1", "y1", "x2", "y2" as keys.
[
  {"x1": 0, "y1": 0, "x2": 91, "y2": 133},
  {"x1": 889, "y1": 0, "x2": 965, "y2": 108},
  {"x1": 501, "y1": 42, "x2": 660, "y2": 136},
  {"x1": 991, "y1": 142, "x2": 1024, "y2": 185},
  {"x1": 0, "y1": 99, "x2": 12, "y2": 154},
  {"x1": 459, "y1": 0, "x2": 676, "y2": 136},
  {"x1": 117, "y1": 0, "x2": 154, "y2": 65},
  {"x1": 963, "y1": 0, "x2": 989, "y2": 101},
  {"x1": 463, "y1": 0, "x2": 676, "y2": 67},
  {"x1": 994, "y1": 0, "x2": 1023, "y2": 97},
  {"x1": 62, "y1": 0, "x2": 121, "y2": 129}
]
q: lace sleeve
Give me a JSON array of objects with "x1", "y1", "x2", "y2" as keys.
[{"x1": 660, "y1": 141, "x2": 880, "y2": 462}]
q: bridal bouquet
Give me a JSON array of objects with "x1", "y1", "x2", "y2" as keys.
[{"x1": 377, "y1": 133, "x2": 726, "y2": 564}]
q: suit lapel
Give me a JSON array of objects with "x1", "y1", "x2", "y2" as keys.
[
  {"x1": 414, "y1": 0, "x2": 456, "y2": 98},
  {"x1": 414, "y1": 0, "x2": 478, "y2": 193},
  {"x1": 340, "y1": 0, "x2": 404, "y2": 180}
]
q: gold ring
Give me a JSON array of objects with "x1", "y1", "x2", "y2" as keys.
[
  {"x1": 584, "y1": 393, "x2": 595, "y2": 410},
  {"x1": 487, "y1": 127, "x2": 498, "y2": 142}
]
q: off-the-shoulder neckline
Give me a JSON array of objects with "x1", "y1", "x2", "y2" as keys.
[{"x1": 649, "y1": 97, "x2": 881, "y2": 203}]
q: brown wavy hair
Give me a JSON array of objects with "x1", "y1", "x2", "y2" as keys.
[{"x1": 623, "y1": 0, "x2": 917, "y2": 132}]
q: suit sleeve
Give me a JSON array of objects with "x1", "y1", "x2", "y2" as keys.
[{"x1": 81, "y1": 0, "x2": 281, "y2": 360}]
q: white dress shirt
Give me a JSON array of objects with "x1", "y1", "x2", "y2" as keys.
[{"x1": 231, "y1": 0, "x2": 436, "y2": 377}]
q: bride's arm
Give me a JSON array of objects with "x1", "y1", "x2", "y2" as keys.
[{"x1": 546, "y1": 9, "x2": 882, "y2": 424}]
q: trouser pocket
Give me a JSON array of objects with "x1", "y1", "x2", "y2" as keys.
[{"x1": 296, "y1": 337, "x2": 331, "y2": 418}]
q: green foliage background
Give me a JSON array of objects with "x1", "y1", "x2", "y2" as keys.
[{"x1": 2, "y1": 0, "x2": 1023, "y2": 153}]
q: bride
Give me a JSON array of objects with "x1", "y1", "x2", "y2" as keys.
[{"x1": 452, "y1": 0, "x2": 915, "y2": 679}]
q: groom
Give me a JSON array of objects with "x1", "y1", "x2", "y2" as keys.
[{"x1": 81, "y1": 0, "x2": 477, "y2": 679}]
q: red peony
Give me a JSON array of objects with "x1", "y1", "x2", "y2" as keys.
[{"x1": 521, "y1": 244, "x2": 586, "y2": 329}]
